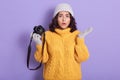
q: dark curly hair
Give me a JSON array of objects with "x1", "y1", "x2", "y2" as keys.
[{"x1": 49, "y1": 12, "x2": 77, "y2": 32}]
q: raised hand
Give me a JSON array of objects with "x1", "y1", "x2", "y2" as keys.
[{"x1": 79, "y1": 27, "x2": 93, "y2": 38}]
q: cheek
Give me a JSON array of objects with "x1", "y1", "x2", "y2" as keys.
[
  {"x1": 58, "y1": 18, "x2": 62, "y2": 24},
  {"x1": 67, "y1": 19, "x2": 70, "y2": 24}
]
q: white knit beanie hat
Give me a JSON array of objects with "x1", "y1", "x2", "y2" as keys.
[{"x1": 53, "y1": 3, "x2": 74, "y2": 17}]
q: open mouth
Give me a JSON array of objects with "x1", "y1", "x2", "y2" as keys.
[{"x1": 62, "y1": 23, "x2": 66, "y2": 25}]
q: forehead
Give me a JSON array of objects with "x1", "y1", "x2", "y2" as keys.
[{"x1": 58, "y1": 11, "x2": 70, "y2": 15}]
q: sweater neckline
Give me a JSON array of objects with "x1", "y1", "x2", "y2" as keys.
[
  {"x1": 55, "y1": 27, "x2": 71, "y2": 37},
  {"x1": 55, "y1": 27, "x2": 80, "y2": 38},
  {"x1": 55, "y1": 27, "x2": 71, "y2": 34}
]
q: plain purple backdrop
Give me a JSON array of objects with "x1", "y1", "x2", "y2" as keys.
[{"x1": 0, "y1": 0, "x2": 120, "y2": 80}]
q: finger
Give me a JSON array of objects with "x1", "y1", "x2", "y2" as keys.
[
  {"x1": 85, "y1": 28, "x2": 93, "y2": 36},
  {"x1": 85, "y1": 27, "x2": 93, "y2": 34},
  {"x1": 33, "y1": 33, "x2": 37, "y2": 39},
  {"x1": 36, "y1": 34, "x2": 41, "y2": 39},
  {"x1": 88, "y1": 27, "x2": 93, "y2": 33}
]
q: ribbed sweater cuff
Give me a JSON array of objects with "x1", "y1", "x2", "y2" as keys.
[
  {"x1": 76, "y1": 37, "x2": 85, "y2": 45},
  {"x1": 36, "y1": 44, "x2": 42, "y2": 49}
]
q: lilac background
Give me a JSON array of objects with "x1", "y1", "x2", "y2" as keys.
[{"x1": 0, "y1": 0, "x2": 120, "y2": 80}]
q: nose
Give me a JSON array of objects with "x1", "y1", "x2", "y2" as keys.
[{"x1": 62, "y1": 17, "x2": 66, "y2": 21}]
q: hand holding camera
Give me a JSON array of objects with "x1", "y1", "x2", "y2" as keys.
[
  {"x1": 32, "y1": 33, "x2": 42, "y2": 44},
  {"x1": 30, "y1": 25, "x2": 45, "y2": 45}
]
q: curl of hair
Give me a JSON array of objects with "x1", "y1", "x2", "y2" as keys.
[{"x1": 49, "y1": 13, "x2": 77, "y2": 32}]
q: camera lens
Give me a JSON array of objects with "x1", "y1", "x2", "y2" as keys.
[
  {"x1": 37, "y1": 28, "x2": 40, "y2": 31},
  {"x1": 33, "y1": 25, "x2": 45, "y2": 35}
]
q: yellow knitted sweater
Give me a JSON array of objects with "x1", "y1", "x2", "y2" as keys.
[{"x1": 34, "y1": 27, "x2": 89, "y2": 80}]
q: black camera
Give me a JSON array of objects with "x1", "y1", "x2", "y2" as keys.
[{"x1": 33, "y1": 25, "x2": 45, "y2": 36}]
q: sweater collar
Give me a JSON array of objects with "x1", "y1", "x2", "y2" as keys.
[
  {"x1": 55, "y1": 27, "x2": 71, "y2": 35},
  {"x1": 55, "y1": 27, "x2": 80, "y2": 38}
]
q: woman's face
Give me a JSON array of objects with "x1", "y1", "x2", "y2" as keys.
[{"x1": 57, "y1": 11, "x2": 71, "y2": 29}]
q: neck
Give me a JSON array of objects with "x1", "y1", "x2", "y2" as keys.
[{"x1": 57, "y1": 27, "x2": 69, "y2": 30}]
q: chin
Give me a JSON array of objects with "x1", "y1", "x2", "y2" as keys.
[{"x1": 60, "y1": 26, "x2": 68, "y2": 29}]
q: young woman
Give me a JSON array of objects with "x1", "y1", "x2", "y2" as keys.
[{"x1": 32, "y1": 3, "x2": 93, "y2": 80}]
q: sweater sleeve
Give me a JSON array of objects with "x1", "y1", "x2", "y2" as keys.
[
  {"x1": 34, "y1": 40, "x2": 49, "y2": 64},
  {"x1": 74, "y1": 37, "x2": 89, "y2": 63}
]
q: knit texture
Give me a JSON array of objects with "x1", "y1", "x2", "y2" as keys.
[
  {"x1": 53, "y1": 3, "x2": 74, "y2": 17},
  {"x1": 34, "y1": 27, "x2": 89, "y2": 80}
]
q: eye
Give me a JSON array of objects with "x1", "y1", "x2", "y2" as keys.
[
  {"x1": 58, "y1": 14, "x2": 63, "y2": 17},
  {"x1": 66, "y1": 14, "x2": 70, "y2": 18},
  {"x1": 58, "y1": 15, "x2": 62, "y2": 17},
  {"x1": 66, "y1": 15, "x2": 70, "y2": 17}
]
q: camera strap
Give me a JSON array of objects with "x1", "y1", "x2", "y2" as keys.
[{"x1": 27, "y1": 33, "x2": 45, "y2": 70}]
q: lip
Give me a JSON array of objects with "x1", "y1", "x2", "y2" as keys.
[{"x1": 62, "y1": 23, "x2": 66, "y2": 25}]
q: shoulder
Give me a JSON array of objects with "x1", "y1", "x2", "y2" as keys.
[
  {"x1": 45, "y1": 30, "x2": 53, "y2": 35},
  {"x1": 72, "y1": 30, "x2": 81, "y2": 36},
  {"x1": 44, "y1": 30, "x2": 54, "y2": 39}
]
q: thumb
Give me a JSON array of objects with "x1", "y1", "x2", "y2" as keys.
[
  {"x1": 84, "y1": 27, "x2": 93, "y2": 35},
  {"x1": 85, "y1": 27, "x2": 93, "y2": 34}
]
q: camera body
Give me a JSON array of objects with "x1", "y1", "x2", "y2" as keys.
[{"x1": 33, "y1": 25, "x2": 45, "y2": 36}]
